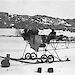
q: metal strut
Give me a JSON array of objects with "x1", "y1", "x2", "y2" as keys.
[
  {"x1": 50, "y1": 40, "x2": 58, "y2": 50},
  {"x1": 44, "y1": 43, "x2": 61, "y2": 61},
  {"x1": 47, "y1": 49, "x2": 61, "y2": 61},
  {"x1": 22, "y1": 41, "x2": 29, "y2": 58}
]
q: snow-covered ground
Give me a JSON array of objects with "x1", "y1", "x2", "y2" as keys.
[
  {"x1": 0, "y1": 29, "x2": 75, "y2": 75},
  {"x1": 1, "y1": 28, "x2": 75, "y2": 37}
]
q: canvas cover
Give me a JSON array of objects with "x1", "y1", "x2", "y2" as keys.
[
  {"x1": 21, "y1": 29, "x2": 42, "y2": 51},
  {"x1": 28, "y1": 35, "x2": 42, "y2": 51}
]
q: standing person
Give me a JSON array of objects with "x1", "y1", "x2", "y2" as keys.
[
  {"x1": 21, "y1": 28, "x2": 30, "y2": 40},
  {"x1": 47, "y1": 29, "x2": 56, "y2": 44},
  {"x1": 28, "y1": 28, "x2": 39, "y2": 44}
]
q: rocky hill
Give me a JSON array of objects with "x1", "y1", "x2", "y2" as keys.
[{"x1": 0, "y1": 12, "x2": 75, "y2": 32}]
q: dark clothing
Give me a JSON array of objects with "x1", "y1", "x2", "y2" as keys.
[
  {"x1": 22, "y1": 29, "x2": 42, "y2": 51},
  {"x1": 21, "y1": 29, "x2": 30, "y2": 40},
  {"x1": 28, "y1": 29, "x2": 38, "y2": 35},
  {"x1": 41, "y1": 35, "x2": 47, "y2": 43},
  {"x1": 49, "y1": 31, "x2": 56, "y2": 39},
  {"x1": 22, "y1": 29, "x2": 38, "y2": 41},
  {"x1": 22, "y1": 32, "x2": 30, "y2": 40},
  {"x1": 27, "y1": 29, "x2": 39, "y2": 44},
  {"x1": 47, "y1": 30, "x2": 56, "y2": 44}
]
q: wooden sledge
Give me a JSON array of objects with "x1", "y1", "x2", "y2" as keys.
[{"x1": 0, "y1": 55, "x2": 70, "y2": 64}]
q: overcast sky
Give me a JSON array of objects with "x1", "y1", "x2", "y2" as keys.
[{"x1": 0, "y1": 0, "x2": 75, "y2": 19}]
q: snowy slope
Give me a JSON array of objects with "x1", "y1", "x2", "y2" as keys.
[{"x1": 0, "y1": 28, "x2": 23, "y2": 36}]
